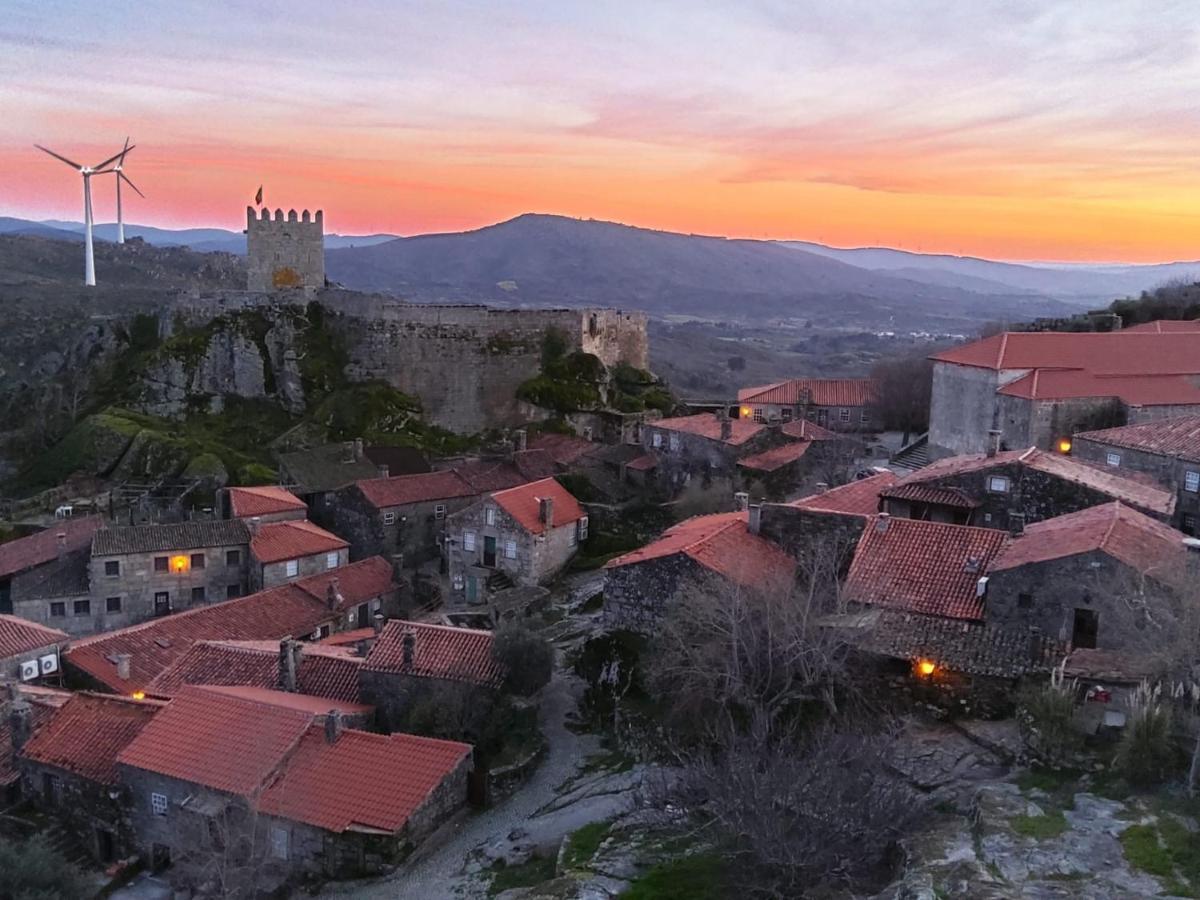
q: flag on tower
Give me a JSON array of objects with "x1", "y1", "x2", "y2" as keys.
[{"x1": 254, "y1": 185, "x2": 263, "y2": 206}]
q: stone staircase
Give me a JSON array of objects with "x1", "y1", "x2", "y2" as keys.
[
  {"x1": 890, "y1": 433, "x2": 931, "y2": 472},
  {"x1": 486, "y1": 570, "x2": 514, "y2": 593}
]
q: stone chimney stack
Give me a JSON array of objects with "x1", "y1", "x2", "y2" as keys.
[
  {"x1": 55, "y1": 532, "x2": 67, "y2": 558},
  {"x1": 248, "y1": 516, "x2": 261, "y2": 536},
  {"x1": 986, "y1": 429, "x2": 1002, "y2": 458},
  {"x1": 1008, "y1": 513, "x2": 1026, "y2": 537},
  {"x1": 377, "y1": 464, "x2": 390, "y2": 479},
  {"x1": 326, "y1": 576, "x2": 342, "y2": 611},
  {"x1": 748, "y1": 503, "x2": 762, "y2": 535},
  {"x1": 278, "y1": 638, "x2": 301, "y2": 692},
  {"x1": 324, "y1": 710, "x2": 343, "y2": 744},
  {"x1": 539, "y1": 497, "x2": 555, "y2": 529},
  {"x1": 718, "y1": 408, "x2": 733, "y2": 442},
  {"x1": 372, "y1": 613, "x2": 385, "y2": 635},
  {"x1": 514, "y1": 429, "x2": 528, "y2": 452},
  {"x1": 115, "y1": 654, "x2": 132, "y2": 681},
  {"x1": 733, "y1": 492, "x2": 749, "y2": 512},
  {"x1": 354, "y1": 438, "x2": 365, "y2": 461},
  {"x1": 9, "y1": 697, "x2": 32, "y2": 752},
  {"x1": 875, "y1": 512, "x2": 891, "y2": 534},
  {"x1": 401, "y1": 630, "x2": 416, "y2": 669}
]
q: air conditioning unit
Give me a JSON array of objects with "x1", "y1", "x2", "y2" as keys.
[
  {"x1": 19, "y1": 660, "x2": 39, "y2": 681},
  {"x1": 39, "y1": 653, "x2": 59, "y2": 675}
]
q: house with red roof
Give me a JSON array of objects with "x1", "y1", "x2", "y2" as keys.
[
  {"x1": 18, "y1": 691, "x2": 163, "y2": 864},
  {"x1": 737, "y1": 378, "x2": 877, "y2": 432},
  {"x1": 248, "y1": 519, "x2": 349, "y2": 590},
  {"x1": 117, "y1": 685, "x2": 470, "y2": 891},
  {"x1": 926, "y1": 329, "x2": 1200, "y2": 459},
  {"x1": 603, "y1": 510, "x2": 796, "y2": 632},
  {"x1": 0, "y1": 614, "x2": 69, "y2": 684},
  {"x1": 0, "y1": 515, "x2": 102, "y2": 635},
  {"x1": 223, "y1": 485, "x2": 308, "y2": 522},
  {"x1": 446, "y1": 477, "x2": 587, "y2": 604}
]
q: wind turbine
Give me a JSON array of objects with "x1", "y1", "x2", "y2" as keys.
[
  {"x1": 35, "y1": 143, "x2": 132, "y2": 286},
  {"x1": 107, "y1": 137, "x2": 144, "y2": 244}
]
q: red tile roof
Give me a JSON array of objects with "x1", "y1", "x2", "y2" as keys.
[
  {"x1": 606, "y1": 511, "x2": 796, "y2": 593},
  {"x1": 455, "y1": 452, "x2": 557, "y2": 493},
  {"x1": 355, "y1": 470, "x2": 476, "y2": 511},
  {"x1": 931, "y1": 331, "x2": 1200, "y2": 374},
  {"x1": 20, "y1": 692, "x2": 163, "y2": 786},
  {"x1": 228, "y1": 486, "x2": 307, "y2": 519},
  {"x1": 0, "y1": 516, "x2": 103, "y2": 580},
  {"x1": 843, "y1": 516, "x2": 1009, "y2": 621},
  {"x1": 0, "y1": 615, "x2": 67, "y2": 660},
  {"x1": 527, "y1": 433, "x2": 598, "y2": 466},
  {"x1": 0, "y1": 688, "x2": 71, "y2": 787},
  {"x1": 781, "y1": 419, "x2": 839, "y2": 441},
  {"x1": 318, "y1": 627, "x2": 377, "y2": 647},
  {"x1": 257, "y1": 727, "x2": 470, "y2": 834},
  {"x1": 364, "y1": 620, "x2": 503, "y2": 687},
  {"x1": 996, "y1": 370, "x2": 1200, "y2": 407},
  {"x1": 738, "y1": 378, "x2": 876, "y2": 407},
  {"x1": 145, "y1": 640, "x2": 364, "y2": 704},
  {"x1": 1074, "y1": 415, "x2": 1200, "y2": 464},
  {"x1": 250, "y1": 519, "x2": 348, "y2": 565},
  {"x1": 896, "y1": 447, "x2": 1175, "y2": 516},
  {"x1": 990, "y1": 502, "x2": 1188, "y2": 579},
  {"x1": 625, "y1": 453, "x2": 658, "y2": 472},
  {"x1": 66, "y1": 557, "x2": 395, "y2": 693},
  {"x1": 491, "y1": 477, "x2": 585, "y2": 535},
  {"x1": 879, "y1": 483, "x2": 979, "y2": 509},
  {"x1": 737, "y1": 441, "x2": 811, "y2": 472},
  {"x1": 1121, "y1": 320, "x2": 1200, "y2": 333},
  {"x1": 790, "y1": 472, "x2": 896, "y2": 517},
  {"x1": 650, "y1": 414, "x2": 764, "y2": 446}
]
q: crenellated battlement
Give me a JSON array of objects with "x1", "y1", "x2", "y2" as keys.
[
  {"x1": 245, "y1": 205, "x2": 325, "y2": 292},
  {"x1": 246, "y1": 206, "x2": 324, "y2": 228}
]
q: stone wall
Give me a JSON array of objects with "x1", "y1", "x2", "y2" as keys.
[
  {"x1": 602, "y1": 554, "x2": 709, "y2": 633},
  {"x1": 332, "y1": 487, "x2": 476, "y2": 566},
  {"x1": 20, "y1": 762, "x2": 134, "y2": 863},
  {"x1": 1072, "y1": 438, "x2": 1200, "y2": 534},
  {"x1": 246, "y1": 207, "x2": 324, "y2": 293},
  {"x1": 928, "y1": 362, "x2": 1002, "y2": 457},
  {"x1": 254, "y1": 547, "x2": 348, "y2": 592},
  {"x1": 9, "y1": 551, "x2": 93, "y2": 637}
]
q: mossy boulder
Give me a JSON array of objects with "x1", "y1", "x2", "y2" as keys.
[
  {"x1": 182, "y1": 452, "x2": 229, "y2": 488},
  {"x1": 18, "y1": 411, "x2": 143, "y2": 489}
]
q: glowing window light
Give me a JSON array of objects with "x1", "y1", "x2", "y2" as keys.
[
  {"x1": 170, "y1": 555, "x2": 190, "y2": 574},
  {"x1": 131, "y1": 691, "x2": 146, "y2": 701},
  {"x1": 916, "y1": 659, "x2": 937, "y2": 677},
  {"x1": 740, "y1": 407, "x2": 752, "y2": 419},
  {"x1": 1057, "y1": 439, "x2": 1072, "y2": 454}
]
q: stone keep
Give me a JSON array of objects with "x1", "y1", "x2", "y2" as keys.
[{"x1": 246, "y1": 207, "x2": 325, "y2": 293}]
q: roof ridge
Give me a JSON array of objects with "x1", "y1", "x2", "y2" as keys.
[
  {"x1": 1097, "y1": 501, "x2": 1124, "y2": 552},
  {"x1": 382, "y1": 619, "x2": 495, "y2": 638},
  {"x1": 997, "y1": 332, "x2": 1009, "y2": 368},
  {"x1": 680, "y1": 516, "x2": 748, "y2": 558}
]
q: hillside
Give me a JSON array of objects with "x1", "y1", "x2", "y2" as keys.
[{"x1": 324, "y1": 214, "x2": 1086, "y2": 329}]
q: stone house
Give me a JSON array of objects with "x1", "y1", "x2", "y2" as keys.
[
  {"x1": 0, "y1": 685, "x2": 70, "y2": 805},
  {"x1": 277, "y1": 440, "x2": 384, "y2": 527},
  {"x1": 87, "y1": 520, "x2": 253, "y2": 635},
  {"x1": 1071, "y1": 415, "x2": 1200, "y2": 535},
  {"x1": 0, "y1": 516, "x2": 102, "y2": 633},
  {"x1": 222, "y1": 485, "x2": 308, "y2": 523},
  {"x1": 737, "y1": 378, "x2": 877, "y2": 431},
  {"x1": 603, "y1": 510, "x2": 796, "y2": 633},
  {"x1": 117, "y1": 685, "x2": 470, "y2": 891},
  {"x1": 248, "y1": 519, "x2": 349, "y2": 591},
  {"x1": 359, "y1": 620, "x2": 503, "y2": 734},
  {"x1": 927, "y1": 328, "x2": 1200, "y2": 458},
  {"x1": 736, "y1": 419, "x2": 855, "y2": 501},
  {"x1": 446, "y1": 478, "x2": 586, "y2": 605},
  {"x1": 64, "y1": 557, "x2": 397, "y2": 696},
  {"x1": 0, "y1": 615, "x2": 69, "y2": 685},
  {"x1": 18, "y1": 692, "x2": 163, "y2": 865}
]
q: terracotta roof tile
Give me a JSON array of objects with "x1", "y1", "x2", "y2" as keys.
[
  {"x1": 318, "y1": 627, "x2": 376, "y2": 647},
  {"x1": 491, "y1": 478, "x2": 585, "y2": 535},
  {"x1": 364, "y1": 620, "x2": 503, "y2": 687},
  {"x1": 1120, "y1": 320, "x2": 1200, "y2": 334},
  {"x1": 454, "y1": 452, "x2": 557, "y2": 493},
  {"x1": 278, "y1": 444, "x2": 380, "y2": 494},
  {"x1": 790, "y1": 472, "x2": 896, "y2": 517},
  {"x1": 625, "y1": 453, "x2": 658, "y2": 472},
  {"x1": 227, "y1": 486, "x2": 307, "y2": 519},
  {"x1": 879, "y1": 483, "x2": 980, "y2": 509},
  {"x1": 355, "y1": 471, "x2": 476, "y2": 510},
  {"x1": 649, "y1": 414, "x2": 764, "y2": 446},
  {"x1": 1074, "y1": 415, "x2": 1200, "y2": 464},
  {"x1": 257, "y1": 727, "x2": 470, "y2": 834},
  {"x1": 606, "y1": 511, "x2": 796, "y2": 593},
  {"x1": 996, "y1": 370, "x2": 1200, "y2": 406},
  {"x1": 738, "y1": 378, "x2": 876, "y2": 407},
  {"x1": 843, "y1": 517, "x2": 1009, "y2": 620},
  {"x1": 249, "y1": 519, "x2": 347, "y2": 565},
  {"x1": 737, "y1": 441, "x2": 811, "y2": 472},
  {"x1": 20, "y1": 692, "x2": 163, "y2": 786},
  {"x1": 0, "y1": 689, "x2": 69, "y2": 787},
  {"x1": 0, "y1": 615, "x2": 67, "y2": 660},
  {"x1": 781, "y1": 419, "x2": 840, "y2": 440},
  {"x1": 931, "y1": 331, "x2": 1200, "y2": 374},
  {"x1": 93, "y1": 520, "x2": 249, "y2": 556},
  {"x1": 0, "y1": 516, "x2": 103, "y2": 579},
  {"x1": 527, "y1": 433, "x2": 598, "y2": 466}
]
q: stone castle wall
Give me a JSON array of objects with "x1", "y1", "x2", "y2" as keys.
[{"x1": 245, "y1": 207, "x2": 325, "y2": 293}]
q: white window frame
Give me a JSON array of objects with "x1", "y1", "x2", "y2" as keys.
[
  {"x1": 151, "y1": 792, "x2": 168, "y2": 816},
  {"x1": 1186, "y1": 470, "x2": 1200, "y2": 493},
  {"x1": 652, "y1": 432, "x2": 662, "y2": 449},
  {"x1": 485, "y1": 507, "x2": 496, "y2": 526},
  {"x1": 669, "y1": 433, "x2": 680, "y2": 452},
  {"x1": 382, "y1": 511, "x2": 396, "y2": 526},
  {"x1": 325, "y1": 551, "x2": 339, "y2": 570},
  {"x1": 752, "y1": 408, "x2": 765, "y2": 424},
  {"x1": 1106, "y1": 452, "x2": 1121, "y2": 467},
  {"x1": 860, "y1": 409, "x2": 870, "y2": 424},
  {"x1": 987, "y1": 476, "x2": 1010, "y2": 494},
  {"x1": 504, "y1": 540, "x2": 517, "y2": 560},
  {"x1": 285, "y1": 559, "x2": 299, "y2": 578},
  {"x1": 463, "y1": 531, "x2": 476, "y2": 552},
  {"x1": 270, "y1": 826, "x2": 289, "y2": 860},
  {"x1": 578, "y1": 516, "x2": 589, "y2": 541},
  {"x1": 839, "y1": 408, "x2": 851, "y2": 423},
  {"x1": 434, "y1": 504, "x2": 447, "y2": 520}
]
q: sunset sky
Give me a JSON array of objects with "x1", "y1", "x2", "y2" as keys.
[{"x1": 3, "y1": 0, "x2": 1200, "y2": 261}]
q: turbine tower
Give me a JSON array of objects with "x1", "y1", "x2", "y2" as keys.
[
  {"x1": 35, "y1": 143, "x2": 131, "y2": 286},
  {"x1": 108, "y1": 137, "x2": 144, "y2": 244}
]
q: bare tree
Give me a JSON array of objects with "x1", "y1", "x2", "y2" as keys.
[{"x1": 868, "y1": 352, "x2": 934, "y2": 444}]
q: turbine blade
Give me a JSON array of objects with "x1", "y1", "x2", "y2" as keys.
[
  {"x1": 120, "y1": 172, "x2": 145, "y2": 198},
  {"x1": 35, "y1": 144, "x2": 83, "y2": 169},
  {"x1": 93, "y1": 146, "x2": 133, "y2": 171}
]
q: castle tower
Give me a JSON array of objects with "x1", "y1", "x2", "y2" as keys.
[{"x1": 245, "y1": 206, "x2": 325, "y2": 293}]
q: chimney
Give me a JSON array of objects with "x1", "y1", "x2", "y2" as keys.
[
  {"x1": 719, "y1": 409, "x2": 733, "y2": 442},
  {"x1": 986, "y1": 429, "x2": 1002, "y2": 458},
  {"x1": 55, "y1": 532, "x2": 67, "y2": 558},
  {"x1": 278, "y1": 639, "x2": 300, "y2": 692},
  {"x1": 514, "y1": 429, "x2": 528, "y2": 452},
  {"x1": 353, "y1": 438, "x2": 364, "y2": 461},
  {"x1": 114, "y1": 654, "x2": 131, "y2": 681},
  {"x1": 324, "y1": 710, "x2": 343, "y2": 744},
  {"x1": 1008, "y1": 513, "x2": 1026, "y2": 537},
  {"x1": 747, "y1": 503, "x2": 762, "y2": 535},
  {"x1": 248, "y1": 515, "x2": 261, "y2": 535},
  {"x1": 875, "y1": 512, "x2": 891, "y2": 534},
  {"x1": 401, "y1": 630, "x2": 416, "y2": 669},
  {"x1": 733, "y1": 491, "x2": 749, "y2": 512},
  {"x1": 326, "y1": 576, "x2": 342, "y2": 611},
  {"x1": 539, "y1": 497, "x2": 555, "y2": 529},
  {"x1": 377, "y1": 464, "x2": 390, "y2": 479},
  {"x1": 9, "y1": 698, "x2": 32, "y2": 752},
  {"x1": 372, "y1": 612, "x2": 385, "y2": 635},
  {"x1": 342, "y1": 441, "x2": 355, "y2": 463},
  {"x1": 964, "y1": 555, "x2": 981, "y2": 574}
]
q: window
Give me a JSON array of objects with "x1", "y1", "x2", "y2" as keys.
[
  {"x1": 463, "y1": 531, "x2": 476, "y2": 552},
  {"x1": 106, "y1": 596, "x2": 122, "y2": 613},
  {"x1": 104, "y1": 560, "x2": 119, "y2": 577},
  {"x1": 190, "y1": 553, "x2": 205, "y2": 570},
  {"x1": 434, "y1": 504, "x2": 447, "y2": 520},
  {"x1": 326, "y1": 551, "x2": 339, "y2": 570},
  {"x1": 651, "y1": 432, "x2": 663, "y2": 448},
  {"x1": 191, "y1": 586, "x2": 206, "y2": 604},
  {"x1": 861, "y1": 410, "x2": 870, "y2": 424},
  {"x1": 1072, "y1": 608, "x2": 1099, "y2": 649},
  {"x1": 839, "y1": 408, "x2": 851, "y2": 423},
  {"x1": 987, "y1": 476, "x2": 1010, "y2": 493},
  {"x1": 1105, "y1": 452, "x2": 1121, "y2": 467},
  {"x1": 669, "y1": 433, "x2": 681, "y2": 452},
  {"x1": 383, "y1": 511, "x2": 396, "y2": 526},
  {"x1": 1186, "y1": 470, "x2": 1200, "y2": 493},
  {"x1": 1182, "y1": 513, "x2": 1197, "y2": 537},
  {"x1": 1017, "y1": 593, "x2": 1033, "y2": 610},
  {"x1": 780, "y1": 408, "x2": 794, "y2": 423},
  {"x1": 49, "y1": 602, "x2": 65, "y2": 618},
  {"x1": 226, "y1": 549, "x2": 241, "y2": 566},
  {"x1": 154, "y1": 556, "x2": 169, "y2": 573},
  {"x1": 227, "y1": 584, "x2": 241, "y2": 599},
  {"x1": 285, "y1": 559, "x2": 299, "y2": 578},
  {"x1": 73, "y1": 599, "x2": 90, "y2": 616},
  {"x1": 270, "y1": 826, "x2": 289, "y2": 860},
  {"x1": 752, "y1": 408, "x2": 765, "y2": 424},
  {"x1": 485, "y1": 507, "x2": 496, "y2": 526},
  {"x1": 578, "y1": 516, "x2": 589, "y2": 541},
  {"x1": 151, "y1": 792, "x2": 168, "y2": 816},
  {"x1": 154, "y1": 592, "x2": 170, "y2": 616},
  {"x1": 504, "y1": 540, "x2": 517, "y2": 559}
]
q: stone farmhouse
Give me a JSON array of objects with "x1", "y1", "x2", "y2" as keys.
[
  {"x1": 446, "y1": 478, "x2": 587, "y2": 605},
  {"x1": 1071, "y1": 415, "x2": 1200, "y2": 535},
  {"x1": 0, "y1": 685, "x2": 71, "y2": 805},
  {"x1": 0, "y1": 515, "x2": 102, "y2": 628},
  {"x1": 277, "y1": 440, "x2": 386, "y2": 526},
  {"x1": 927, "y1": 325, "x2": 1200, "y2": 459},
  {"x1": 737, "y1": 377, "x2": 877, "y2": 431},
  {"x1": 248, "y1": 519, "x2": 349, "y2": 591}
]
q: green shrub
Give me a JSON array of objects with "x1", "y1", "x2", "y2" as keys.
[
  {"x1": 556, "y1": 472, "x2": 603, "y2": 503},
  {"x1": 1011, "y1": 809, "x2": 1068, "y2": 839},
  {"x1": 564, "y1": 820, "x2": 612, "y2": 868},
  {"x1": 1114, "y1": 684, "x2": 1180, "y2": 786},
  {"x1": 492, "y1": 623, "x2": 555, "y2": 696},
  {"x1": 621, "y1": 853, "x2": 728, "y2": 900},
  {"x1": 541, "y1": 327, "x2": 570, "y2": 368},
  {"x1": 1017, "y1": 677, "x2": 1082, "y2": 769},
  {"x1": 0, "y1": 835, "x2": 92, "y2": 899}
]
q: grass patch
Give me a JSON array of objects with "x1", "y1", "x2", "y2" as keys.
[
  {"x1": 620, "y1": 853, "x2": 728, "y2": 900},
  {"x1": 1010, "y1": 808, "x2": 1068, "y2": 839},
  {"x1": 487, "y1": 854, "x2": 557, "y2": 895},
  {"x1": 1120, "y1": 821, "x2": 1200, "y2": 896},
  {"x1": 563, "y1": 820, "x2": 612, "y2": 869},
  {"x1": 1015, "y1": 768, "x2": 1081, "y2": 794}
]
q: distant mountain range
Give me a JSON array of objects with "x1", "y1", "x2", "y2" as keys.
[{"x1": 4, "y1": 212, "x2": 1197, "y2": 329}]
